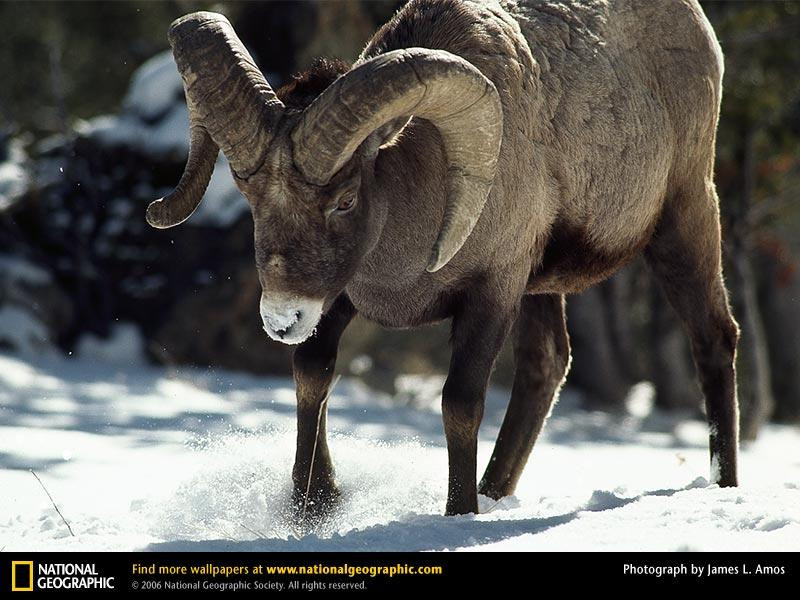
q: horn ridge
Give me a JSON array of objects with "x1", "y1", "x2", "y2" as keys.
[{"x1": 146, "y1": 11, "x2": 284, "y2": 229}]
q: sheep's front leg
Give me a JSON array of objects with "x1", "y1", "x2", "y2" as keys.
[
  {"x1": 443, "y1": 297, "x2": 515, "y2": 515},
  {"x1": 291, "y1": 294, "x2": 356, "y2": 518}
]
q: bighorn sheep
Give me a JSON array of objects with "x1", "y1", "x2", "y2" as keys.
[{"x1": 148, "y1": 0, "x2": 739, "y2": 516}]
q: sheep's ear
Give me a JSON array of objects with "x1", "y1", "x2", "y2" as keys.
[{"x1": 362, "y1": 116, "x2": 411, "y2": 159}]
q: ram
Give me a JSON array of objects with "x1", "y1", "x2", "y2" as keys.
[{"x1": 147, "y1": 0, "x2": 739, "y2": 516}]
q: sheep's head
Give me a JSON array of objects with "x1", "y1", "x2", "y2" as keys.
[{"x1": 147, "y1": 12, "x2": 502, "y2": 345}]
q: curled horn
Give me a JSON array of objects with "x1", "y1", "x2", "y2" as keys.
[
  {"x1": 147, "y1": 12, "x2": 284, "y2": 229},
  {"x1": 291, "y1": 48, "x2": 503, "y2": 272}
]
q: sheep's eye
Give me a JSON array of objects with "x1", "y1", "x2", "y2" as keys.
[{"x1": 336, "y1": 194, "x2": 356, "y2": 212}]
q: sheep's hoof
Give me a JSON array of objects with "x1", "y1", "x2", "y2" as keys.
[
  {"x1": 291, "y1": 481, "x2": 341, "y2": 527},
  {"x1": 444, "y1": 495, "x2": 479, "y2": 516},
  {"x1": 477, "y1": 480, "x2": 507, "y2": 502}
]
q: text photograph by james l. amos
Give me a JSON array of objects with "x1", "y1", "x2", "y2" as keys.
[
  {"x1": 623, "y1": 562, "x2": 787, "y2": 578},
  {"x1": 1, "y1": 0, "x2": 800, "y2": 593}
]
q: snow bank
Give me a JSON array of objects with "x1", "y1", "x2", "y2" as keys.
[{"x1": 1, "y1": 353, "x2": 798, "y2": 552}]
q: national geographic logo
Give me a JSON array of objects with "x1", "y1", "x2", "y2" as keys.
[
  {"x1": 10, "y1": 561, "x2": 115, "y2": 592},
  {"x1": 11, "y1": 561, "x2": 33, "y2": 592}
]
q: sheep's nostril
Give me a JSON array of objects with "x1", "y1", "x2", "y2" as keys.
[{"x1": 273, "y1": 311, "x2": 301, "y2": 339}]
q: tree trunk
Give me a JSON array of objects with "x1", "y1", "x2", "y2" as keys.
[{"x1": 756, "y1": 239, "x2": 800, "y2": 424}]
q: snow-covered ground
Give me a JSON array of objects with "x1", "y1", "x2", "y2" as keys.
[{"x1": 1, "y1": 346, "x2": 799, "y2": 552}]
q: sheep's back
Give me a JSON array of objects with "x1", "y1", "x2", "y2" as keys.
[{"x1": 359, "y1": 0, "x2": 723, "y2": 288}]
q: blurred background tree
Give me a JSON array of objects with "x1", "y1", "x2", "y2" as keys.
[{"x1": 0, "y1": 0, "x2": 798, "y2": 437}]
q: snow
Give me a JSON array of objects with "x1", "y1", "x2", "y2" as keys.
[
  {"x1": 0, "y1": 137, "x2": 29, "y2": 211},
  {"x1": 0, "y1": 307, "x2": 53, "y2": 356},
  {"x1": 0, "y1": 255, "x2": 58, "y2": 355},
  {"x1": 1, "y1": 350, "x2": 799, "y2": 552},
  {"x1": 76, "y1": 323, "x2": 147, "y2": 366},
  {"x1": 0, "y1": 255, "x2": 52, "y2": 288},
  {"x1": 80, "y1": 108, "x2": 190, "y2": 159},
  {"x1": 123, "y1": 52, "x2": 186, "y2": 123},
  {"x1": 77, "y1": 51, "x2": 188, "y2": 158}
]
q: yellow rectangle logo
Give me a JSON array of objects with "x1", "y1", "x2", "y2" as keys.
[{"x1": 11, "y1": 561, "x2": 34, "y2": 592}]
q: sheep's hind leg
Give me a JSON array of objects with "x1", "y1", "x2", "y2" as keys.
[
  {"x1": 644, "y1": 183, "x2": 739, "y2": 486},
  {"x1": 479, "y1": 294, "x2": 570, "y2": 500},
  {"x1": 291, "y1": 294, "x2": 356, "y2": 521}
]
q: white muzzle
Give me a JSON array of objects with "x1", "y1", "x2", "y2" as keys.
[{"x1": 259, "y1": 292, "x2": 324, "y2": 345}]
